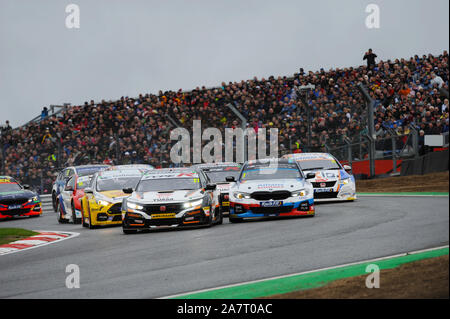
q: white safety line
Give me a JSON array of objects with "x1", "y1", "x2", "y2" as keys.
[{"x1": 159, "y1": 244, "x2": 449, "y2": 299}]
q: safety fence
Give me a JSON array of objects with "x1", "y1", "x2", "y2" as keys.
[{"x1": 325, "y1": 126, "x2": 449, "y2": 178}]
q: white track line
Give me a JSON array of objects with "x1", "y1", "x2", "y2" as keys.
[{"x1": 160, "y1": 245, "x2": 449, "y2": 299}]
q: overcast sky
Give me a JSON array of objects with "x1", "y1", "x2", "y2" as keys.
[{"x1": 1, "y1": 0, "x2": 449, "y2": 127}]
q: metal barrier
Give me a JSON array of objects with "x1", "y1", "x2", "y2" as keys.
[
  {"x1": 39, "y1": 194, "x2": 53, "y2": 212},
  {"x1": 325, "y1": 126, "x2": 422, "y2": 177}
]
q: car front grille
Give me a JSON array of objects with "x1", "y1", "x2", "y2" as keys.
[
  {"x1": 108, "y1": 203, "x2": 122, "y2": 214},
  {"x1": 251, "y1": 206, "x2": 293, "y2": 214},
  {"x1": 250, "y1": 191, "x2": 291, "y2": 201},
  {"x1": 311, "y1": 181, "x2": 336, "y2": 188},
  {"x1": 143, "y1": 203, "x2": 185, "y2": 214},
  {"x1": 0, "y1": 198, "x2": 29, "y2": 206},
  {"x1": 314, "y1": 192, "x2": 338, "y2": 199},
  {"x1": 112, "y1": 215, "x2": 122, "y2": 221},
  {"x1": 2, "y1": 208, "x2": 31, "y2": 216},
  {"x1": 148, "y1": 218, "x2": 182, "y2": 226}
]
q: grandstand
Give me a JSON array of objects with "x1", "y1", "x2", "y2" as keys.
[{"x1": 0, "y1": 51, "x2": 448, "y2": 194}]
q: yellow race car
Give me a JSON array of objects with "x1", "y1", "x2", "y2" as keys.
[{"x1": 80, "y1": 169, "x2": 143, "y2": 229}]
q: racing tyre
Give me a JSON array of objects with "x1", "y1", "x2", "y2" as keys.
[
  {"x1": 81, "y1": 200, "x2": 88, "y2": 227},
  {"x1": 87, "y1": 204, "x2": 96, "y2": 229},
  {"x1": 52, "y1": 192, "x2": 57, "y2": 212},
  {"x1": 215, "y1": 207, "x2": 223, "y2": 225},
  {"x1": 71, "y1": 203, "x2": 81, "y2": 224},
  {"x1": 57, "y1": 202, "x2": 67, "y2": 224}
]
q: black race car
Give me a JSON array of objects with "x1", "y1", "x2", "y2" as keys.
[
  {"x1": 0, "y1": 176, "x2": 42, "y2": 220},
  {"x1": 193, "y1": 162, "x2": 241, "y2": 215}
]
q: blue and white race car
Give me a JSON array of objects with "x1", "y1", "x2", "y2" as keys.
[
  {"x1": 228, "y1": 158, "x2": 315, "y2": 223},
  {"x1": 283, "y1": 153, "x2": 356, "y2": 202},
  {"x1": 52, "y1": 164, "x2": 110, "y2": 212}
]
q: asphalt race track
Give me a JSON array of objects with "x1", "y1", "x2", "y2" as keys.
[{"x1": 0, "y1": 195, "x2": 448, "y2": 299}]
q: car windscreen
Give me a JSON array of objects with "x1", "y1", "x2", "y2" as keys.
[
  {"x1": 136, "y1": 178, "x2": 201, "y2": 192},
  {"x1": 203, "y1": 168, "x2": 241, "y2": 183},
  {"x1": 96, "y1": 176, "x2": 141, "y2": 192},
  {"x1": 296, "y1": 159, "x2": 341, "y2": 171},
  {"x1": 0, "y1": 183, "x2": 22, "y2": 192},
  {"x1": 77, "y1": 167, "x2": 108, "y2": 177},
  {"x1": 241, "y1": 163, "x2": 301, "y2": 181},
  {"x1": 77, "y1": 177, "x2": 92, "y2": 190}
]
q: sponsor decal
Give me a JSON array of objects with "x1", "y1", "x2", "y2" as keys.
[
  {"x1": 260, "y1": 201, "x2": 283, "y2": 207},
  {"x1": 257, "y1": 184, "x2": 284, "y2": 189},
  {"x1": 154, "y1": 198, "x2": 174, "y2": 202},
  {"x1": 314, "y1": 188, "x2": 334, "y2": 193},
  {"x1": 157, "y1": 193, "x2": 173, "y2": 197},
  {"x1": 152, "y1": 213, "x2": 176, "y2": 219}
]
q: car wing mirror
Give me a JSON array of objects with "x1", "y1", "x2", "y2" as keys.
[
  {"x1": 205, "y1": 184, "x2": 216, "y2": 191},
  {"x1": 123, "y1": 188, "x2": 134, "y2": 194},
  {"x1": 84, "y1": 187, "x2": 94, "y2": 194},
  {"x1": 343, "y1": 165, "x2": 352, "y2": 172},
  {"x1": 306, "y1": 173, "x2": 316, "y2": 179},
  {"x1": 23, "y1": 184, "x2": 31, "y2": 190},
  {"x1": 225, "y1": 176, "x2": 235, "y2": 182}
]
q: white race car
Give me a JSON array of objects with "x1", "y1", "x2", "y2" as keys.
[
  {"x1": 283, "y1": 153, "x2": 357, "y2": 202},
  {"x1": 121, "y1": 168, "x2": 222, "y2": 234},
  {"x1": 228, "y1": 158, "x2": 315, "y2": 223}
]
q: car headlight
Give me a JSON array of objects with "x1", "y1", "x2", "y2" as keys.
[
  {"x1": 97, "y1": 199, "x2": 111, "y2": 207},
  {"x1": 342, "y1": 178, "x2": 350, "y2": 185},
  {"x1": 184, "y1": 199, "x2": 203, "y2": 209},
  {"x1": 291, "y1": 189, "x2": 309, "y2": 197},
  {"x1": 28, "y1": 196, "x2": 39, "y2": 202},
  {"x1": 233, "y1": 192, "x2": 251, "y2": 200},
  {"x1": 127, "y1": 202, "x2": 144, "y2": 211}
]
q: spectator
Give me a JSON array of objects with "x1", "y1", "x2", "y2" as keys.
[
  {"x1": 430, "y1": 72, "x2": 444, "y2": 89},
  {"x1": 1, "y1": 120, "x2": 12, "y2": 134},
  {"x1": 363, "y1": 49, "x2": 377, "y2": 69},
  {"x1": 0, "y1": 50, "x2": 448, "y2": 192},
  {"x1": 41, "y1": 107, "x2": 49, "y2": 120}
]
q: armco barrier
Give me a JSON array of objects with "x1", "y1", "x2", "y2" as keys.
[
  {"x1": 39, "y1": 194, "x2": 53, "y2": 212},
  {"x1": 401, "y1": 149, "x2": 449, "y2": 176}
]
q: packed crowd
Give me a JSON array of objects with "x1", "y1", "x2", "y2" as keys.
[{"x1": 1, "y1": 50, "x2": 448, "y2": 193}]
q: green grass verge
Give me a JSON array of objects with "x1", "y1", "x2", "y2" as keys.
[
  {"x1": 0, "y1": 228, "x2": 39, "y2": 245},
  {"x1": 172, "y1": 247, "x2": 449, "y2": 299}
]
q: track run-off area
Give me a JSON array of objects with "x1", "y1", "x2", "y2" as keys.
[{"x1": 0, "y1": 194, "x2": 448, "y2": 298}]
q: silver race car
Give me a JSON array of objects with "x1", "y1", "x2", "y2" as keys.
[{"x1": 228, "y1": 158, "x2": 315, "y2": 223}]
